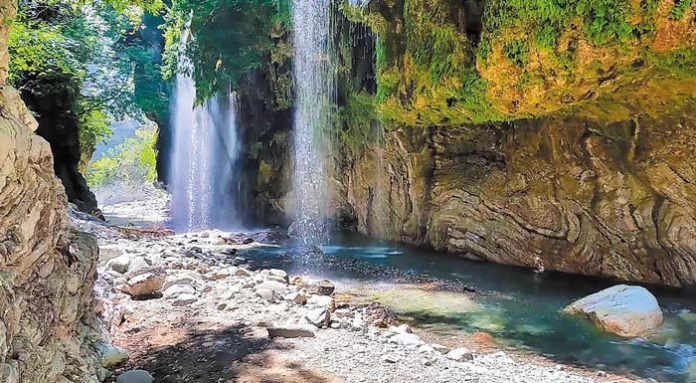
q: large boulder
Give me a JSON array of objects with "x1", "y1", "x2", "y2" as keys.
[{"x1": 563, "y1": 285, "x2": 663, "y2": 337}]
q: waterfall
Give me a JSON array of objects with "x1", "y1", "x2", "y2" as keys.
[
  {"x1": 169, "y1": 40, "x2": 241, "y2": 232},
  {"x1": 291, "y1": 0, "x2": 334, "y2": 246}
]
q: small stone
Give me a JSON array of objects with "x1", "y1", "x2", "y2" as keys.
[
  {"x1": 107, "y1": 255, "x2": 131, "y2": 274},
  {"x1": 235, "y1": 268, "x2": 251, "y2": 277},
  {"x1": 232, "y1": 256, "x2": 248, "y2": 266},
  {"x1": 382, "y1": 353, "x2": 399, "y2": 363},
  {"x1": 242, "y1": 238, "x2": 254, "y2": 245},
  {"x1": 163, "y1": 284, "x2": 195, "y2": 299},
  {"x1": 290, "y1": 276, "x2": 305, "y2": 286},
  {"x1": 267, "y1": 325, "x2": 316, "y2": 338},
  {"x1": 124, "y1": 273, "x2": 165, "y2": 298},
  {"x1": 217, "y1": 303, "x2": 227, "y2": 311},
  {"x1": 255, "y1": 287, "x2": 276, "y2": 303},
  {"x1": 431, "y1": 343, "x2": 451, "y2": 354},
  {"x1": 268, "y1": 269, "x2": 288, "y2": 282},
  {"x1": 317, "y1": 280, "x2": 335, "y2": 295},
  {"x1": 172, "y1": 293, "x2": 197, "y2": 306},
  {"x1": 390, "y1": 332, "x2": 423, "y2": 346},
  {"x1": 307, "y1": 295, "x2": 335, "y2": 311},
  {"x1": 220, "y1": 247, "x2": 237, "y2": 256},
  {"x1": 306, "y1": 307, "x2": 330, "y2": 328},
  {"x1": 446, "y1": 347, "x2": 474, "y2": 361},
  {"x1": 209, "y1": 269, "x2": 230, "y2": 280},
  {"x1": 284, "y1": 292, "x2": 307, "y2": 305},
  {"x1": 116, "y1": 370, "x2": 154, "y2": 383}
]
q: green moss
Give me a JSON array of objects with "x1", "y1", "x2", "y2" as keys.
[
  {"x1": 503, "y1": 40, "x2": 529, "y2": 67},
  {"x1": 335, "y1": 92, "x2": 378, "y2": 158},
  {"x1": 669, "y1": 0, "x2": 692, "y2": 20},
  {"x1": 578, "y1": 0, "x2": 633, "y2": 45},
  {"x1": 647, "y1": 48, "x2": 696, "y2": 78}
]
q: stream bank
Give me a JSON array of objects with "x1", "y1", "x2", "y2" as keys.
[{"x1": 77, "y1": 192, "x2": 658, "y2": 383}]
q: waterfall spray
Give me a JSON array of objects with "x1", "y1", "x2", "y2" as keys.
[
  {"x1": 170, "y1": 34, "x2": 241, "y2": 232},
  {"x1": 291, "y1": 0, "x2": 334, "y2": 246}
]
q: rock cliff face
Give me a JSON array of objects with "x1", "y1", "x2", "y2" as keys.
[
  {"x1": 0, "y1": 2, "x2": 103, "y2": 381},
  {"x1": 209, "y1": 0, "x2": 696, "y2": 287},
  {"x1": 341, "y1": 102, "x2": 696, "y2": 287}
]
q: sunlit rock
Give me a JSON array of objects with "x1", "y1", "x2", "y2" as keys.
[{"x1": 564, "y1": 285, "x2": 663, "y2": 337}]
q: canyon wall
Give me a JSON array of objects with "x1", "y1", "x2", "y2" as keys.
[
  {"x1": 341, "y1": 104, "x2": 696, "y2": 287},
  {"x1": 0, "y1": 1, "x2": 104, "y2": 381},
  {"x1": 242, "y1": 0, "x2": 696, "y2": 287}
]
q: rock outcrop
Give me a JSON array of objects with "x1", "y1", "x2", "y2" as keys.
[
  {"x1": 0, "y1": 2, "x2": 103, "y2": 380},
  {"x1": 340, "y1": 103, "x2": 696, "y2": 287},
  {"x1": 564, "y1": 285, "x2": 663, "y2": 337}
]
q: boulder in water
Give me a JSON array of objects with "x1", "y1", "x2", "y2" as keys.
[{"x1": 563, "y1": 284, "x2": 663, "y2": 337}]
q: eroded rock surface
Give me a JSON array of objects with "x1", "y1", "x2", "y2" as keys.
[
  {"x1": 0, "y1": 17, "x2": 103, "y2": 379},
  {"x1": 340, "y1": 108, "x2": 696, "y2": 287}
]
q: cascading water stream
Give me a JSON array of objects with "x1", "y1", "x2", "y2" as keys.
[
  {"x1": 169, "y1": 35, "x2": 241, "y2": 232},
  {"x1": 291, "y1": 0, "x2": 334, "y2": 247}
]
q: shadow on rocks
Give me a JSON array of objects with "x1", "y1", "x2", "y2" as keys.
[{"x1": 108, "y1": 323, "x2": 337, "y2": 383}]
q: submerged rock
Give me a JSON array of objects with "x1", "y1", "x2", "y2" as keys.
[{"x1": 564, "y1": 284, "x2": 663, "y2": 337}]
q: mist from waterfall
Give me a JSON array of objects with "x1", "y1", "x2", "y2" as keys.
[
  {"x1": 169, "y1": 46, "x2": 241, "y2": 232},
  {"x1": 291, "y1": 0, "x2": 334, "y2": 246}
]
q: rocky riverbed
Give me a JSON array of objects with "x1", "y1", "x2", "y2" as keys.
[{"x1": 71, "y1": 193, "x2": 639, "y2": 383}]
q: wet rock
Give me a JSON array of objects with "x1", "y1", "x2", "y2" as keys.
[
  {"x1": 232, "y1": 257, "x2": 248, "y2": 266},
  {"x1": 124, "y1": 273, "x2": 165, "y2": 298},
  {"x1": 117, "y1": 369, "x2": 154, "y2": 383},
  {"x1": 220, "y1": 248, "x2": 237, "y2": 256},
  {"x1": 317, "y1": 279, "x2": 335, "y2": 295},
  {"x1": 267, "y1": 325, "x2": 316, "y2": 338},
  {"x1": 242, "y1": 238, "x2": 254, "y2": 245},
  {"x1": 564, "y1": 284, "x2": 663, "y2": 337},
  {"x1": 446, "y1": 347, "x2": 474, "y2": 361}
]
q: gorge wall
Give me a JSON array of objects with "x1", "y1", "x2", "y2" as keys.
[
  {"x1": 235, "y1": 0, "x2": 696, "y2": 287},
  {"x1": 330, "y1": 0, "x2": 696, "y2": 287},
  {"x1": 0, "y1": 1, "x2": 104, "y2": 381}
]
